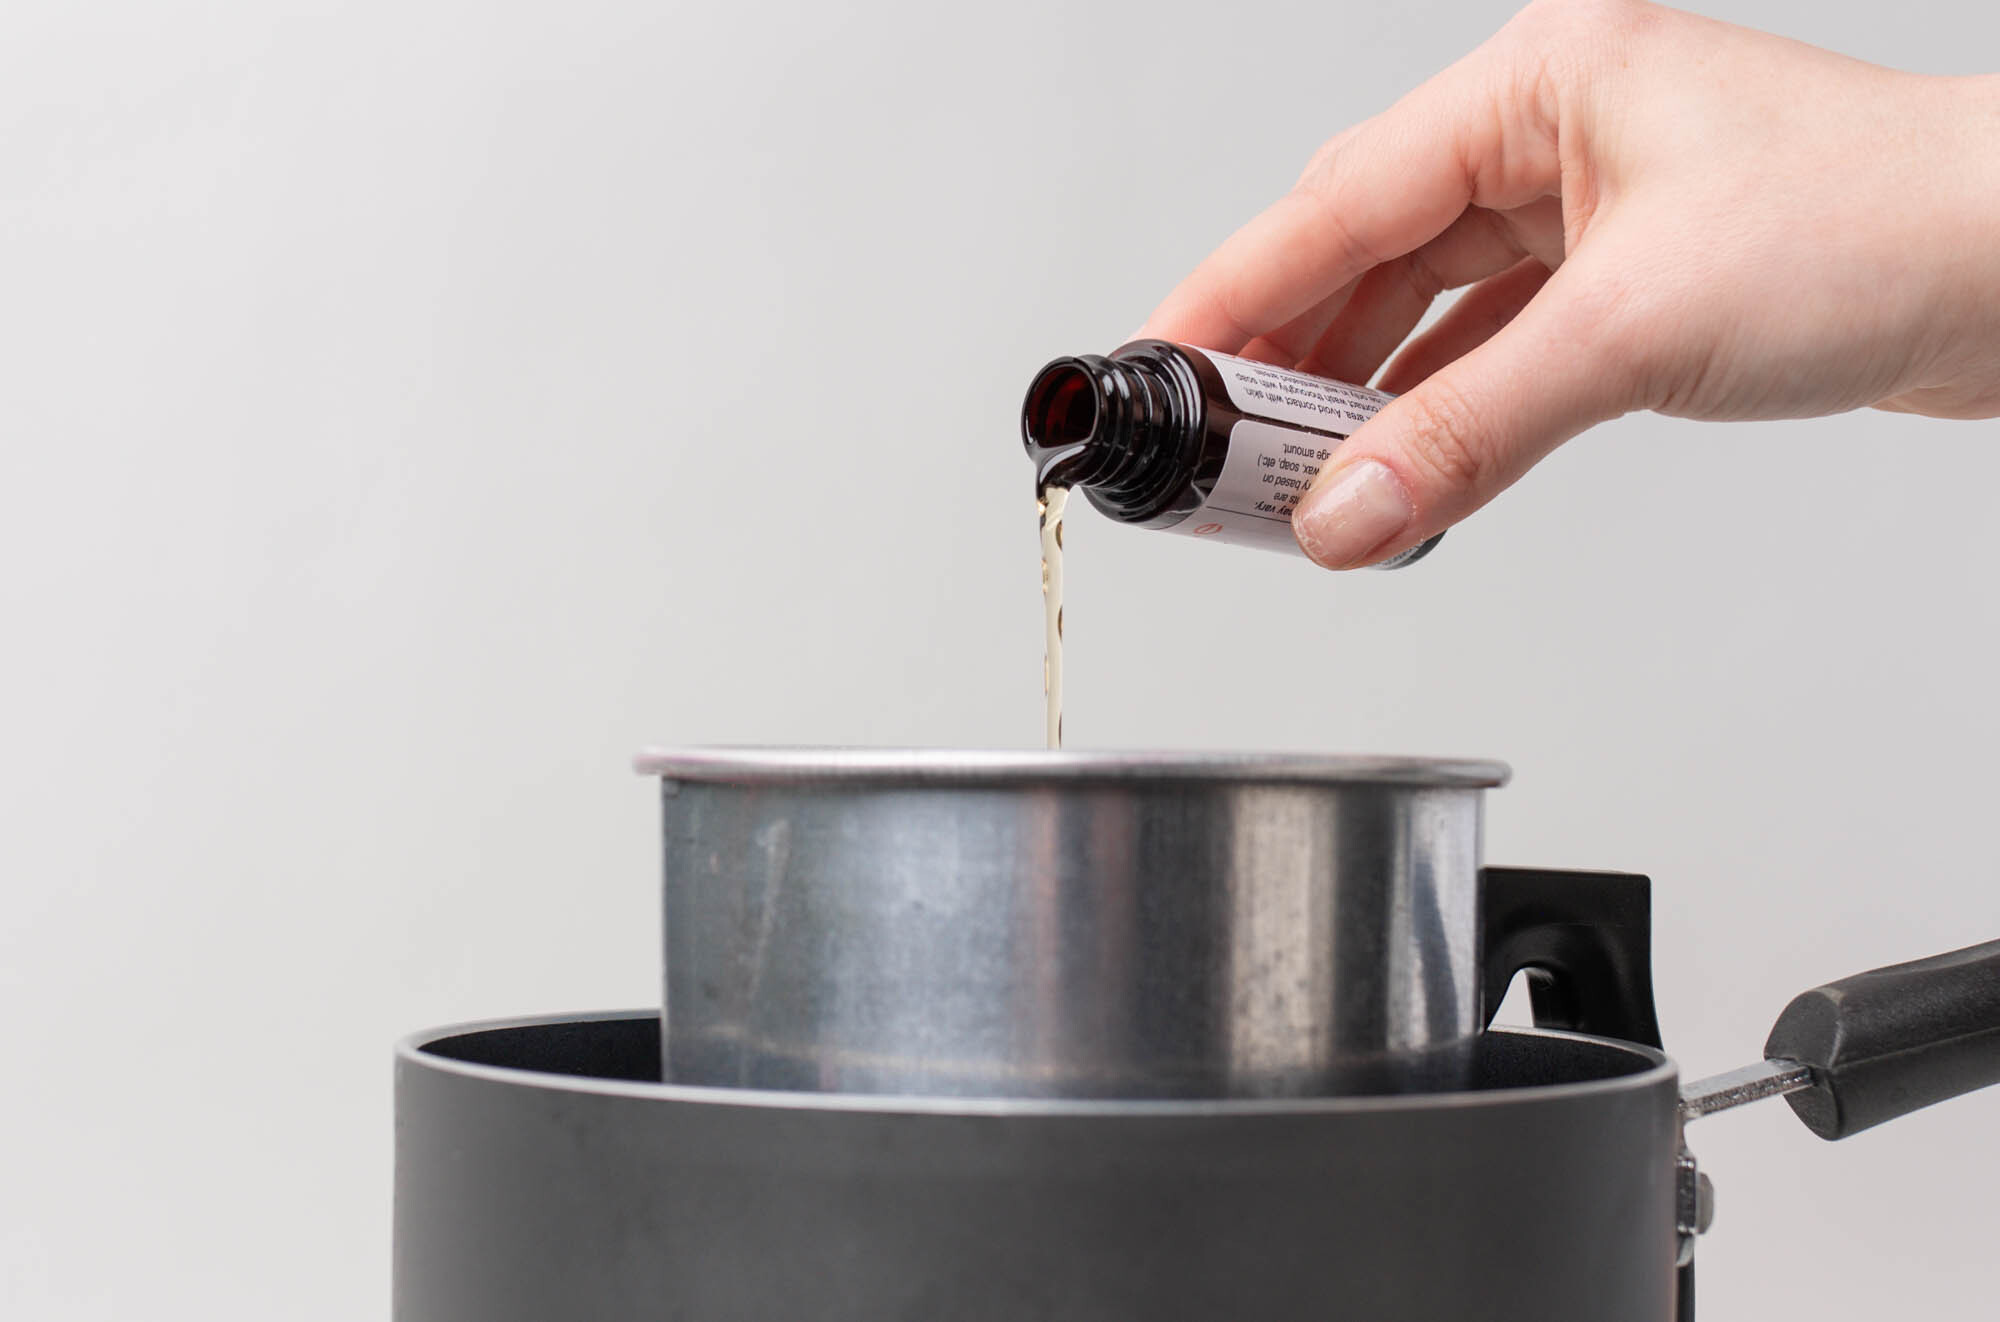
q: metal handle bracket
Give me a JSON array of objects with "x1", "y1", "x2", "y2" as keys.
[{"x1": 1679, "y1": 1058, "x2": 1816, "y2": 1123}]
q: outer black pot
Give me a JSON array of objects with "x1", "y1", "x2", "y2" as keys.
[{"x1": 394, "y1": 1014, "x2": 1680, "y2": 1322}]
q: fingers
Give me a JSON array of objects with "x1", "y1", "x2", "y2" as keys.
[
  {"x1": 1135, "y1": 27, "x2": 1562, "y2": 353},
  {"x1": 1290, "y1": 265, "x2": 1637, "y2": 569},
  {"x1": 1292, "y1": 201, "x2": 1556, "y2": 384},
  {"x1": 1138, "y1": 188, "x2": 1381, "y2": 353},
  {"x1": 1375, "y1": 256, "x2": 1553, "y2": 393},
  {"x1": 1234, "y1": 276, "x2": 1363, "y2": 365}
]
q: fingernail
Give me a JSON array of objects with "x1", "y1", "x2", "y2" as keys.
[{"x1": 1294, "y1": 460, "x2": 1413, "y2": 568}]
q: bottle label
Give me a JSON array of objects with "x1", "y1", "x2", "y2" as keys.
[
  {"x1": 1197, "y1": 347, "x2": 1394, "y2": 435},
  {"x1": 1158, "y1": 418, "x2": 1342, "y2": 551},
  {"x1": 1161, "y1": 349, "x2": 1392, "y2": 553}
]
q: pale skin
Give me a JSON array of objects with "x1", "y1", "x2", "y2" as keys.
[{"x1": 1136, "y1": 0, "x2": 2000, "y2": 569}]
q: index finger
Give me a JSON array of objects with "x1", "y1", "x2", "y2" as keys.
[{"x1": 1137, "y1": 25, "x2": 1562, "y2": 353}]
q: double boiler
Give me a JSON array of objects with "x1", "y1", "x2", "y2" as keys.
[{"x1": 394, "y1": 749, "x2": 2000, "y2": 1321}]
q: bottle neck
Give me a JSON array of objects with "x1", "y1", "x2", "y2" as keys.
[{"x1": 1021, "y1": 347, "x2": 1200, "y2": 516}]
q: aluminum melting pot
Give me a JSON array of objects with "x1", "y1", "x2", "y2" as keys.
[
  {"x1": 392, "y1": 749, "x2": 2000, "y2": 1321},
  {"x1": 639, "y1": 748, "x2": 1661, "y2": 1098}
]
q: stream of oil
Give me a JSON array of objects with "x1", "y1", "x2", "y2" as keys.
[{"x1": 1038, "y1": 485, "x2": 1068, "y2": 749}]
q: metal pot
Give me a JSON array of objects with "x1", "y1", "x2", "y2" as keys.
[
  {"x1": 637, "y1": 748, "x2": 1660, "y2": 1097},
  {"x1": 392, "y1": 941, "x2": 2000, "y2": 1322},
  {"x1": 396, "y1": 1016, "x2": 1676, "y2": 1322}
]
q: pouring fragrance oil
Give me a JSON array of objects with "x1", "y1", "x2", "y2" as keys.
[
  {"x1": 1020, "y1": 341, "x2": 1440, "y2": 749},
  {"x1": 1021, "y1": 340, "x2": 1443, "y2": 565},
  {"x1": 1037, "y1": 485, "x2": 1067, "y2": 750},
  {"x1": 1022, "y1": 340, "x2": 1440, "y2": 749}
]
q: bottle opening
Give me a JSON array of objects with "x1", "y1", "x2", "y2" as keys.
[{"x1": 1023, "y1": 362, "x2": 1099, "y2": 454}]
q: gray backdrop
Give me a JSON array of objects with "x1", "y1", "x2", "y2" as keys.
[{"x1": 2, "y1": 1, "x2": 1995, "y2": 1317}]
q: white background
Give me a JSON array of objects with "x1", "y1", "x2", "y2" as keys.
[{"x1": 4, "y1": 1, "x2": 1997, "y2": 1317}]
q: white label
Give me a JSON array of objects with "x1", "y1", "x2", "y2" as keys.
[
  {"x1": 1161, "y1": 348, "x2": 1393, "y2": 554},
  {"x1": 1161, "y1": 418, "x2": 1357, "y2": 552},
  {"x1": 1196, "y1": 347, "x2": 1393, "y2": 435}
]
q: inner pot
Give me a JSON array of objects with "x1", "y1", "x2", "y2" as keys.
[{"x1": 636, "y1": 748, "x2": 1510, "y2": 1099}]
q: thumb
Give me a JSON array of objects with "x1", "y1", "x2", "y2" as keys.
[{"x1": 1291, "y1": 277, "x2": 1635, "y2": 569}]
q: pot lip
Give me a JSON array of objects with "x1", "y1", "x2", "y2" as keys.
[
  {"x1": 397, "y1": 1011, "x2": 1674, "y2": 1116},
  {"x1": 633, "y1": 746, "x2": 1511, "y2": 790}
]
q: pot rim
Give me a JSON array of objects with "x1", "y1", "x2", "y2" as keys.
[
  {"x1": 632, "y1": 746, "x2": 1510, "y2": 789},
  {"x1": 398, "y1": 1011, "x2": 1673, "y2": 1116}
]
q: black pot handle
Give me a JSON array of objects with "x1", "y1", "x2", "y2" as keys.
[
  {"x1": 1762, "y1": 937, "x2": 2000, "y2": 1140},
  {"x1": 1479, "y1": 867, "x2": 1663, "y2": 1049}
]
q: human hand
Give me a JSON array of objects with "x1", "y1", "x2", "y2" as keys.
[{"x1": 1137, "y1": 0, "x2": 2000, "y2": 569}]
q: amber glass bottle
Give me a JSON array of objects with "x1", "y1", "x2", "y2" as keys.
[{"x1": 1021, "y1": 339, "x2": 1441, "y2": 568}]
